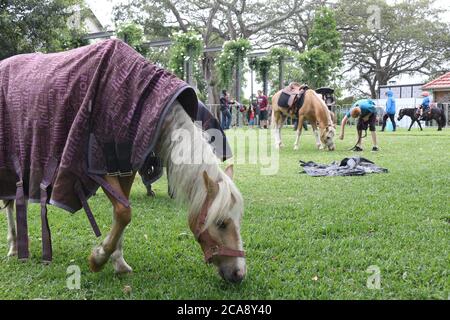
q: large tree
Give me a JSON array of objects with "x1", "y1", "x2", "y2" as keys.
[
  {"x1": 113, "y1": 0, "x2": 303, "y2": 104},
  {"x1": 0, "y1": 0, "x2": 87, "y2": 61},
  {"x1": 335, "y1": 0, "x2": 450, "y2": 98},
  {"x1": 298, "y1": 7, "x2": 342, "y2": 88},
  {"x1": 259, "y1": 0, "x2": 328, "y2": 52}
]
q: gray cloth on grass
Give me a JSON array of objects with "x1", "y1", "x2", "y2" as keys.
[{"x1": 299, "y1": 157, "x2": 388, "y2": 177}]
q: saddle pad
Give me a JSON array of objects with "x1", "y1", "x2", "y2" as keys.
[
  {"x1": 0, "y1": 39, "x2": 198, "y2": 213},
  {"x1": 278, "y1": 92, "x2": 291, "y2": 108}
]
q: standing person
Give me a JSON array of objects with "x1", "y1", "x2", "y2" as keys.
[
  {"x1": 381, "y1": 89, "x2": 397, "y2": 131},
  {"x1": 418, "y1": 91, "x2": 431, "y2": 119},
  {"x1": 220, "y1": 89, "x2": 232, "y2": 130},
  {"x1": 340, "y1": 99, "x2": 379, "y2": 152},
  {"x1": 257, "y1": 90, "x2": 269, "y2": 129}
]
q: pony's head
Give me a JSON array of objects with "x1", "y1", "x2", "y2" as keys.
[
  {"x1": 189, "y1": 165, "x2": 246, "y2": 283},
  {"x1": 321, "y1": 125, "x2": 336, "y2": 151},
  {"x1": 397, "y1": 109, "x2": 406, "y2": 121}
]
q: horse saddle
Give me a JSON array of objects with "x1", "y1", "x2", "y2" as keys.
[{"x1": 278, "y1": 83, "x2": 309, "y2": 116}]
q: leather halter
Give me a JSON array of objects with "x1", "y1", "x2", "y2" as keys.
[{"x1": 194, "y1": 198, "x2": 245, "y2": 263}]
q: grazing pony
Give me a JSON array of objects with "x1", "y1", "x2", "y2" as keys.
[
  {"x1": 2, "y1": 101, "x2": 246, "y2": 283},
  {"x1": 398, "y1": 107, "x2": 446, "y2": 131},
  {"x1": 1, "y1": 39, "x2": 246, "y2": 283},
  {"x1": 272, "y1": 89, "x2": 336, "y2": 150}
]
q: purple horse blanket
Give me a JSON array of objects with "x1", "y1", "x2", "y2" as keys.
[{"x1": 0, "y1": 39, "x2": 197, "y2": 261}]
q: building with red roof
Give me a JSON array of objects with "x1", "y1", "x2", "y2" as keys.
[{"x1": 422, "y1": 71, "x2": 450, "y2": 104}]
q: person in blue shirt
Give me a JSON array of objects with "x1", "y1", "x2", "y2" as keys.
[
  {"x1": 418, "y1": 91, "x2": 431, "y2": 119},
  {"x1": 339, "y1": 99, "x2": 379, "y2": 152},
  {"x1": 381, "y1": 90, "x2": 396, "y2": 131}
]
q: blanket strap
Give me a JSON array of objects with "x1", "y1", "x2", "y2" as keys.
[
  {"x1": 39, "y1": 158, "x2": 59, "y2": 263},
  {"x1": 74, "y1": 181, "x2": 101, "y2": 238},
  {"x1": 88, "y1": 174, "x2": 130, "y2": 209},
  {"x1": 12, "y1": 156, "x2": 29, "y2": 260}
]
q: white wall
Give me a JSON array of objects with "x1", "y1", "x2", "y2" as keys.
[{"x1": 374, "y1": 98, "x2": 425, "y2": 129}]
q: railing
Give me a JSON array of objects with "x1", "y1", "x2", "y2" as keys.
[{"x1": 206, "y1": 102, "x2": 449, "y2": 129}]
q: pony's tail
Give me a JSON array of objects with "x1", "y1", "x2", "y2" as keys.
[{"x1": 440, "y1": 111, "x2": 447, "y2": 128}]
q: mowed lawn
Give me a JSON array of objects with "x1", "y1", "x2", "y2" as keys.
[{"x1": 0, "y1": 126, "x2": 448, "y2": 300}]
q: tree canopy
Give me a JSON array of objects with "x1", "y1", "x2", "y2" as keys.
[
  {"x1": 336, "y1": 0, "x2": 450, "y2": 97},
  {"x1": 0, "y1": 0, "x2": 88, "y2": 61},
  {"x1": 298, "y1": 7, "x2": 343, "y2": 89}
]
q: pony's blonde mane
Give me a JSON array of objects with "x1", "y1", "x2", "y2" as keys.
[{"x1": 156, "y1": 101, "x2": 243, "y2": 228}]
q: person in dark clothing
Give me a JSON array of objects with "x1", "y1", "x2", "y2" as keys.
[
  {"x1": 220, "y1": 89, "x2": 232, "y2": 130},
  {"x1": 257, "y1": 90, "x2": 269, "y2": 129},
  {"x1": 141, "y1": 101, "x2": 233, "y2": 196},
  {"x1": 381, "y1": 89, "x2": 396, "y2": 131}
]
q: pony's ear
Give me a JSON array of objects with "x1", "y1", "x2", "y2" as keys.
[
  {"x1": 202, "y1": 170, "x2": 219, "y2": 198},
  {"x1": 224, "y1": 164, "x2": 234, "y2": 180}
]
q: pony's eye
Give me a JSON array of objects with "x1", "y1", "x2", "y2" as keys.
[{"x1": 217, "y1": 221, "x2": 227, "y2": 230}]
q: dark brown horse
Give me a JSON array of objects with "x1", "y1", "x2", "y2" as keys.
[{"x1": 398, "y1": 107, "x2": 446, "y2": 131}]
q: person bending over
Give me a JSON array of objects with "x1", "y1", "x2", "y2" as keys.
[{"x1": 340, "y1": 99, "x2": 379, "y2": 152}]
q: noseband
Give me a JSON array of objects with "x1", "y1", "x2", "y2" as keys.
[{"x1": 194, "y1": 198, "x2": 245, "y2": 263}]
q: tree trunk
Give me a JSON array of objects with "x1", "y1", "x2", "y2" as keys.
[
  {"x1": 278, "y1": 57, "x2": 284, "y2": 90},
  {"x1": 263, "y1": 72, "x2": 268, "y2": 96},
  {"x1": 202, "y1": 53, "x2": 220, "y2": 120}
]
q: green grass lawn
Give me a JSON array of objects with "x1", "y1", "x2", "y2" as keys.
[{"x1": 0, "y1": 126, "x2": 448, "y2": 299}]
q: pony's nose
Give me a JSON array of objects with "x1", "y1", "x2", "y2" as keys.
[
  {"x1": 221, "y1": 267, "x2": 245, "y2": 283},
  {"x1": 230, "y1": 268, "x2": 245, "y2": 283}
]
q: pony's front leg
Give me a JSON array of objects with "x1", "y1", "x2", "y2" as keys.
[
  {"x1": 89, "y1": 175, "x2": 133, "y2": 273},
  {"x1": 312, "y1": 125, "x2": 324, "y2": 150},
  {"x1": 110, "y1": 234, "x2": 132, "y2": 274},
  {"x1": 110, "y1": 174, "x2": 135, "y2": 274},
  {"x1": 294, "y1": 115, "x2": 304, "y2": 150},
  {"x1": 5, "y1": 201, "x2": 17, "y2": 257},
  {"x1": 417, "y1": 120, "x2": 423, "y2": 131},
  {"x1": 272, "y1": 112, "x2": 283, "y2": 149}
]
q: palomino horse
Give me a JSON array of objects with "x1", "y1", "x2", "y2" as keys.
[
  {"x1": 272, "y1": 89, "x2": 336, "y2": 150},
  {"x1": 2, "y1": 100, "x2": 246, "y2": 283}
]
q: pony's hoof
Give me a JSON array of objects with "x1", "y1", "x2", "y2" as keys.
[
  {"x1": 89, "y1": 246, "x2": 108, "y2": 273},
  {"x1": 113, "y1": 261, "x2": 133, "y2": 275},
  {"x1": 293, "y1": 145, "x2": 299, "y2": 150},
  {"x1": 317, "y1": 144, "x2": 324, "y2": 150}
]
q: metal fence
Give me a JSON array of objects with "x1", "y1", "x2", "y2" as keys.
[{"x1": 206, "y1": 102, "x2": 449, "y2": 129}]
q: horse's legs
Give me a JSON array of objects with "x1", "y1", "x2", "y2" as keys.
[
  {"x1": 294, "y1": 115, "x2": 305, "y2": 150},
  {"x1": 417, "y1": 120, "x2": 423, "y2": 131},
  {"x1": 5, "y1": 201, "x2": 17, "y2": 257},
  {"x1": 89, "y1": 175, "x2": 133, "y2": 273},
  {"x1": 311, "y1": 122, "x2": 323, "y2": 150},
  {"x1": 110, "y1": 174, "x2": 136, "y2": 274},
  {"x1": 272, "y1": 111, "x2": 283, "y2": 149}
]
